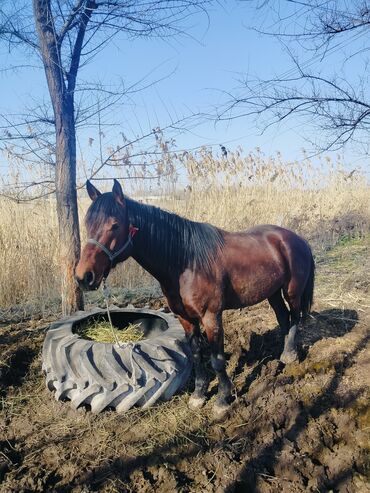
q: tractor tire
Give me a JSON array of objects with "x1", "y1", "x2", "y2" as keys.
[{"x1": 42, "y1": 307, "x2": 192, "y2": 413}]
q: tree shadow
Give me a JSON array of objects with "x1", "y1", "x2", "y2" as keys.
[
  {"x1": 0, "y1": 438, "x2": 23, "y2": 482},
  {"x1": 1, "y1": 308, "x2": 364, "y2": 492},
  {"x1": 300, "y1": 308, "x2": 358, "y2": 346},
  {"x1": 1, "y1": 400, "x2": 205, "y2": 492},
  {"x1": 224, "y1": 325, "x2": 368, "y2": 493},
  {"x1": 232, "y1": 308, "x2": 358, "y2": 398},
  {"x1": 52, "y1": 426, "x2": 206, "y2": 492}
]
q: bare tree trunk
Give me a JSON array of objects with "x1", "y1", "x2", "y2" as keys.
[
  {"x1": 33, "y1": 0, "x2": 83, "y2": 314},
  {"x1": 55, "y1": 96, "x2": 84, "y2": 315}
]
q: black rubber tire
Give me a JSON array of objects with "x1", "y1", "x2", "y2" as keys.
[{"x1": 42, "y1": 307, "x2": 192, "y2": 413}]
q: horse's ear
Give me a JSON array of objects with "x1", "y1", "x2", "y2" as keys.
[
  {"x1": 112, "y1": 179, "x2": 125, "y2": 207},
  {"x1": 86, "y1": 180, "x2": 101, "y2": 201}
]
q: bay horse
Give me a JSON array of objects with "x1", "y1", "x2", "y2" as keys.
[{"x1": 75, "y1": 180, "x2": 315, "y2": 417}]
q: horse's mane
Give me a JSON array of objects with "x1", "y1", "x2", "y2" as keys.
[{"x1": 86, "y1": 193, "x2": 225, "y2": 274}]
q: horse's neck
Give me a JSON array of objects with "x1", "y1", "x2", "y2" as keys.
[
  {"x1": 126, "y1": 197, "x2": 224, "y2": 285},
  {"x1": 132, "y1": 243, "x2": 170, "y2": 282},
  {"x1": 127, "y1": 199, "x2": 179, "y2": 283}
]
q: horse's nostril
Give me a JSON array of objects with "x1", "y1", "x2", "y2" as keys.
[{"x1": 84, "y1": 271, "x2": 94, "y2": 285}]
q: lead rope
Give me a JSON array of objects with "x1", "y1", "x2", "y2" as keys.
[
  {"x1": 102, "y1": 278, "x2": 121, "y2": 348},
  {"x1": 102, "y1": 277, "x2": 137, "y2": 384},
  {"x1": 97, "y1": 226, "x2": 139, "y2": 350}
]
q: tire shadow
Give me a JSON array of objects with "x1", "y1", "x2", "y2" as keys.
[{"x1": 0, "y1": 346, "x2": 37, "y2": 399}]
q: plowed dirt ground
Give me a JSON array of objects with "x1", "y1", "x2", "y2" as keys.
[{"x1": 1, "y1": 236, "x2": 369, "y2": 492}]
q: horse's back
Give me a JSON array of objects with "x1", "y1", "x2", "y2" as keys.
[
  {"x1": 222, "y1": 224, "x2": 312, "y2": 308},
  {"x1": 227, "y1": 224, "x2": 311, "y2": 257}
]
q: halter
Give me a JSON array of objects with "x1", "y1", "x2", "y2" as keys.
[{"x1": 87, "y1": 225, "x2": 139, "y2": 264}]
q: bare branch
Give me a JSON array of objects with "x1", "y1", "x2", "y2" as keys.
[
  {"x1": 67, "y1": 0, "x2": 97, "y2": 94},
  {"x1": 220, "y1": 0, "x2": 370, "y2": 152},
  {"x1": 58, "y1": 0, "x2": 84, "y2": 46}
]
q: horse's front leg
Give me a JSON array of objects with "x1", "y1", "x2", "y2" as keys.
[
  {"x1": 202, "y1": 311, "x2": 232, "y2": 418},
  {"x1": 178, "y1": 317, "x2": 209, "y2": 410}
]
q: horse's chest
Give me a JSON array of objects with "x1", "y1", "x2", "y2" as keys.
[{"x1": 162, "y1": 269, "x2": 222, "y2": 320}]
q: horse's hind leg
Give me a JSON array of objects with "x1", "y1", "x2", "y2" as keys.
[
  {"x1": 268, "y1": 290, "x2": 298, "y2": 364},
  {"x1": 268, "y1": 290, "x2": 290, "y2": 333},
  {"x1": 280, "y1": 285, "x2": 302, "y2": 364},
  {"x1": 179, "y1": 317, "x2": 209, "y2": 410}
]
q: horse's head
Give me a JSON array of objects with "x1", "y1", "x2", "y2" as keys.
[{"x1": 75, "y1": 179, "x2": 135, "y2": 290}]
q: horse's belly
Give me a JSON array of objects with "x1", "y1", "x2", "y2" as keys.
[{"x1": 225, "y1": 266, "x2": 284, "y2": 308}]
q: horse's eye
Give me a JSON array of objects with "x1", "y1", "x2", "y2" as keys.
[{"x1": 111, "y1": 223, "x2": 119, "y2": 231}]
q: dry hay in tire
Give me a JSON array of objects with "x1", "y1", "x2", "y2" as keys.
[
  {"x1": 79, "y1": 319, "x2": 144, "y2": 344},
  {"x1": 42, "y1": 307, "x2": 192, "y2": 413}
]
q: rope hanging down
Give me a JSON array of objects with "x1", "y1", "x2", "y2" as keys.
[{"x1": 102, "y1": 278, "x2": 121, "y2": 347}]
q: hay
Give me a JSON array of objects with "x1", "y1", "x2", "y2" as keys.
[{"x1": 80, "y1": 320, "x2": 144, "y2": 344}]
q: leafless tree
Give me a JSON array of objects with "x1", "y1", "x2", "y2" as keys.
[
  {"x1": 0, "y1": 0, "x2": 209, "y2": 314},
  {"x1": 219, "y1": 0, "x2": 370, "y2": 154}
]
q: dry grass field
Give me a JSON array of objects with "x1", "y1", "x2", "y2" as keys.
[
  {"x1": 0, "y1": 150, "x2": 369, "y2": 492},
  {"x1": 0, "y1": 150, "x2": 369, "y2": 311}
]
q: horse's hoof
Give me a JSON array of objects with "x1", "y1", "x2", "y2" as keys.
[
  {"x1": 212, "y1": 402, "x2": 230, "y2": 421},
  {"x1": 280, "y1": 350, "x2": 298, "y2": 365},
  {"x1": 188, "y1": 395, "x2": 206, "y2": 410}
]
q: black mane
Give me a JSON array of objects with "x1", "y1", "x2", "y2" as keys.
[{"x1": 86, "y1": 193, "x2": 225, "y2": 274}]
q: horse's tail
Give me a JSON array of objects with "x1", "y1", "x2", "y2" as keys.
[{"x1": 301, "y1": 250, "x2": 315, "y2": 319}]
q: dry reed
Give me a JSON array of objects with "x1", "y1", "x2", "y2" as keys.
[{"x1": 0, "y1": 148, "x2": 369, "y2": 309}]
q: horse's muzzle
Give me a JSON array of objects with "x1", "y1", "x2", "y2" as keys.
[{"x1": 75, "y1": 271, "x2": 97, "y2": 290}]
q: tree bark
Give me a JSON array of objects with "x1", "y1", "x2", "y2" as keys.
[
  {"x1": 33, "y1": 0, "x2": 83, "y2": 314},
  {"x1": 54, "y1": 96, "x2": 84, "y2": 315}
]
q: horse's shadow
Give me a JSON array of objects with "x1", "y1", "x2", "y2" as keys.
[{"x1": 232, "y1": 308, "x2": 358, "y2": 397}]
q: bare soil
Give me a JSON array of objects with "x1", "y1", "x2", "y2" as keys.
[{"x1": 1, "y1": 236, "x2": 369, "y2": 493}]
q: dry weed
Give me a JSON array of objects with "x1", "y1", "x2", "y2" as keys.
[{"x1": 0, "y1": 148, "x2": 369, "y2": 308}]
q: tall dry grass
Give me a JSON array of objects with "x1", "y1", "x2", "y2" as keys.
[
  {"x1": 0, "y1": 197, "x2": 60, "y2": 308},
  {"x1": 0, "y1": 149, "x2": 369, "y2": 310}
]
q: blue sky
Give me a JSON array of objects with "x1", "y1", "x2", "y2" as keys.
[{"x1": 1, "y1": 1, "x2": 369, "y2": 176}]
